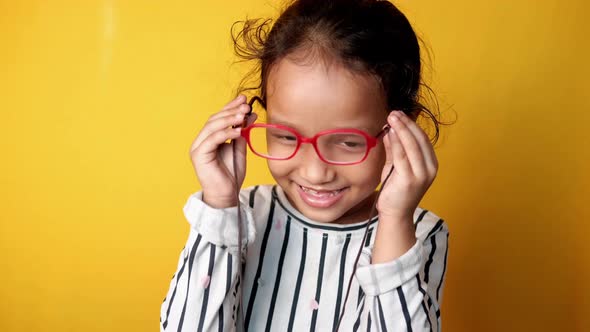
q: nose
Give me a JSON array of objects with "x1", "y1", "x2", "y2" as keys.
[{"x1": 296, "y1": 143, "x2": 336, "y2": 184}]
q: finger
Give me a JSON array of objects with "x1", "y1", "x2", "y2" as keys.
[
  {"x1": 231, "y1": 136, "x2": 248, "y2": 171},
  {"x1": 382, "y1": 127, "x2": 393, "y2": 166},
  {"x1": 194, "y1": 127, "x2": 243, "y2": 165},
  {"x1": 230, "y1": 112, "x2": 259, "y2": 170},
  {"x1": 191, "y1": 112, "x2": 248, "y2": 153},
  {"x1": 386, "y1": 124, "x2": 413, "y2": 177},
  {"x1": 395, "y1": 112, "x2": 438, "y2": 176},
  {"x1": 231, "y1": 113, "x2": 257, "y2": 158},
  {"x1": 243, "y1": 112, "x2": 258, "y2": 127},
  {"x1": 221, "y1": 94, "x2": 247, "y2": 111},
  {"x1": 388, "y1": 112, "x2": 427, "y2": 177},
  {"x1": 209, "y1": 103, "x2": 250, "y2": 122},
  {"x1": 381, "y1": 132, "x2": 396, "y2": 183}
]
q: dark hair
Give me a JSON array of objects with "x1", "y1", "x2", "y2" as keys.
[{"x1": 231, "y1": 0, "x2": 445, "y2": 144}]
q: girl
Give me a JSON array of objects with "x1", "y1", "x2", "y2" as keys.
[{"x1": 161, "y1": 0, "x2": 449, "y2": 331}]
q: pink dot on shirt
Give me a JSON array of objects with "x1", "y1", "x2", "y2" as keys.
[
  {"x1": 201, "y1": 275, "x2": 211, "y2": 288},
  {"x1": 310, "y1": 299, "x2": 319, "y2": 310}
]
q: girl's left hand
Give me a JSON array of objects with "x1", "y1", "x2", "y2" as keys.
[{"x1": 377, "y1": 111, "x2": 438, "y2": 221}]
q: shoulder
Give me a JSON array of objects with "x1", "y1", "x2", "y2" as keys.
[{"x1": 413, "y1": 207, "x2": 449, "y2": 243}]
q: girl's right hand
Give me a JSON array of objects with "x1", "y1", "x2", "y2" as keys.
[{"x1": 189, "y1": 95, "x2": 258, "y2": 209}]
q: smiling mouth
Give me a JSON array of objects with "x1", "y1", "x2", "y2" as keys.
[
  {"x1": 295, "y1": 184, "x2": 348, "y2": 208},
  {"x1": 298, "y1": 185, "x2": 346, "y2": 197}
]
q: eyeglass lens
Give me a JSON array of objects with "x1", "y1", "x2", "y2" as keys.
[{"x1": 248, "y1": 126, "x2": 368, "y2": 163}]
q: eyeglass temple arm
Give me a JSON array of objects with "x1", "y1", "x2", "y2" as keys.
[
  {"x1": 236, "y1": 96, "x2": 265, "y2": 128},
  {"x1": 376, "y1": 124, "x2": 391, "y2": 139},
  {"x1": 247, "y1": 96, "x2": 265, "y2": 113},
  {"x1": 231, "y1": 96, "x2": 264, "y2": 129}
]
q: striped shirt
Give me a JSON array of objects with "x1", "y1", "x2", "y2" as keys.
[{"x1": 160, "y1": 185, "x2": 449, "y2": 332}]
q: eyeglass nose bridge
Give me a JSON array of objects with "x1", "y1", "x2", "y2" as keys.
[{"x1": 293, "y1": 135, "x2": 328, "y2": 163}]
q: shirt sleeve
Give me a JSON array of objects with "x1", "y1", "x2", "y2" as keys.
[
  {"x1": 354, "y1": 213, "x2": 449, "y2": 332},
  {"x1": 160, "y1": 190, "x2": 257, "y2": 332}
]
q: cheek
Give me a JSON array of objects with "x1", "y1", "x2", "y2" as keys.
[
  {"x1": 267, "y1": 160, "x2": 290, "y2": 179},
  {"x1": 367, "y1": 144, "x2": 386, "y2": 170},
  {"x1": 356, "y1": 146, "x2": 386, "y2": 181}
]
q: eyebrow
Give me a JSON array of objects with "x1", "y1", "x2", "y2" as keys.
[
  {"x1": 268, "y1": 118, "x2": 375, "y2": 135},
  {"x1": 266, "y1": 116, "x2": 294, "y2": 127}
]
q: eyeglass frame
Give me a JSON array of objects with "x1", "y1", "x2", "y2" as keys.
[{"x1": 240, "y1": 96, "x2": 391, "y2": 166}]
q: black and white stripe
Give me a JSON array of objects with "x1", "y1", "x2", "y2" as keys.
[
  {"x1": 309, "y1": 233, "x2": 329, "y2": 332},
  {"x1": 287, "y1": 227, "x2": 308, "y2": 331},
  {"x1": 176, "y1": 234, "x2": 202, "y2": 331},
  {"x1": 161, "y1": 185, "x2": 449, "y2": 332},
  {"x1": 196, "y1": 244, "x2": 216, "y2": 332},
  {"x1": 161, "y1": 244, "x2": 191, "y2": 329},
  {"x1": 332, "y1": 233, "x2": 351, "y2": 331},
  {"x1": 264, "y1": 217, "x2": 291, "y2": 331},
  {"x1": 244, "y1": 197, "x2": 275, "y2": 329}
]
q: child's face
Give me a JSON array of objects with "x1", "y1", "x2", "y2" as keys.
[{"x1": 264, "y1": 55, "x2": 389, "y2": 224}]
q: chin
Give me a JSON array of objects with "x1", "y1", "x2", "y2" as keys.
[{"x1": 300, "y1": 207, "x2": 346, "y2": 223}]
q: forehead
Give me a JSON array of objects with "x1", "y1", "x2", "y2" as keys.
[{"x1": 265, "y1": 56, "x2": 388, "y2": 134}]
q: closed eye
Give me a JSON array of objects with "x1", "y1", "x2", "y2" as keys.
[
  {"x1": 272, "y1": 134, "x2": 297, "y2": 141},
  {"x1": 341, "y1": 141, "x2": 363, "y2": 148}
]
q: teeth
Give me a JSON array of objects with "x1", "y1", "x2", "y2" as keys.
[{"x1": 300, "y1": 186, "x2": 342, "y2": 197}]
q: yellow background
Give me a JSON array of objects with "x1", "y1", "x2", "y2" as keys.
[{"x1": 1, "y1": 0, "x2": 588, "y2": 331}]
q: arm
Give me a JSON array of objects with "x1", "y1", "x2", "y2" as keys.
[
  {"x1": 160, "y1": 190, "x2": 256, "y2": 332},
  {"x1": 355, "y1": 213, "x2": 449, "y2": 332}
]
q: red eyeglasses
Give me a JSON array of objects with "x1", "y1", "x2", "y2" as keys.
[{"x1": 240, "y1": 97, "x2": 390, "y2": 165}]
